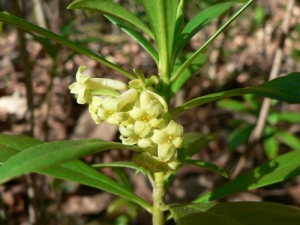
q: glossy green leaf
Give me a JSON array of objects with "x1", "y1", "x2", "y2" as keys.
[
  {"x1": 178, "y1": 132, "x2": 217, "y2": 160},
  {"x1": 0, "y1": 12, "x2": 136, "y2": 80},
  {"x1": 268, "y1": 112, "x2": 300, "y2": 124},
  {"x1": 193, "y1": 150, "x2": 300, "y2": 203},
  {"x1": 216, "y1": 99, "x2": 246, "y2": 112},
  {"x1": 0, "y1": 136, "x2": 151, "y2": 212},
  {"x1": 0, "y1": 144, "x2": 20, "y2": 164},
  {"x1": 174, "y1": 0, "x2": 185, "y2": 37},
  {"x1": 171, "y1": 72, "x2": 300, "y2": 117},
  {"x1": 113, "y1": 167, "x2": 133, "y2": 191},
  {"x1": 170, "y1": 202, "x2": 300, "y2": 225},
  {"x1": 228, "y1": 124, "x2": 255, "y2": 151},
  {"x1": 40, "y1": 160, "x2": 152, "y2": 213},
  {"x1": 171, "y1": 53, "x2": 207, "y2": 95},
  {"x1": 0, "y1": 134, "x2": 42, "y2": 150},
  {"x1": 92, "y1": 161, "x2": 147, "y2": 174},
  {"x1": 181, "y1": 159, "x2": 228, "y2": 178},
  {"x1": 141, "y1": 0, "x2": 178, "y2": 72},
  {"x1": 105, "y1": 15, "x2": 158, "y2": 64},
  {"x1": 174, "y1": 1, "x2": 238, "y2": 58},
  {"x1": 170, "y1": 0, "x2": 254, "y2": 83},
  {"x1": 263, "y1": 135, "x2": 279, "y2": 159},
  {"x1": 0, "y1": 139, "x2": 142, "y2": 184},
  {"x1": 276, "y1": 131, "x2": 300, "y2": 151},
  {"x1": 68, "y1": 0, "x2": 153, "y2": 39}
]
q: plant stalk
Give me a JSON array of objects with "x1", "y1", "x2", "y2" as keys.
[{"x1": 152, "y1": 172, "x2": 165, "y2": 225}]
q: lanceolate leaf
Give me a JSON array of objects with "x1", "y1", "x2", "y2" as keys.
[
  {"x1": 173, "y1": 1, "x2": 239, "y2": 59},
  {"x1": 141, "y1": 0, "x2": 179, "y2": 74},
  {"x1": 181, "y1": 159, "x2": 228, "y2": 178},
  {"x1": 92, "y1": 161, "x2": 147, "y2": 174},
  {"x1": 171, "y1": 0, "x2": 254, "y2": 83},
  {"x1": 171, "y1": 72, "x2": 300, "y2": 117},
  {"x1": 178, "y1": 132, "x2": 217, "y2": 160},
  {"x1": 68, "y1": 0, "x2": 154, "y2": 39},
  {"x1": 40, "y1": 160, "x2": 152, "y2": 213},
  {"x1": 0, "y1": 139, "x2": 142, "y2": 184},
  {"x1": 276, "y1": 131, "x2": 300, "y2": 151},
  {"x1": 171, "y1": 53, "x2": 207, "y2": 95},
  {"x1": 0, "y1": 138, "x2": 151, "y2": 213},
  {"x1": 193, "y1": 150, "x2": 300, "y2": 203},
  {"x1": 105, "y1": 15, "x2": 159, "y2": 64},
  {"x1": 0, "y1": 134, "x2": 42, "y2": 150},
  {"x1": 170, "y1": 202, "x2": 300, "y2": 225},
  {"x1": 0, "y1": 12, "x2": 136, "y2": 80}
]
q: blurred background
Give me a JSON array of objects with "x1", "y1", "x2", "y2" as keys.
[{"x1": 0, "y1": 0, "x2": 300, "y2": 224}]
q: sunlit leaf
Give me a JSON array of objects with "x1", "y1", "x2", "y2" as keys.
[
  {"x1": 171, "y1": 53, "x2": 207, "y2": 95},
  {"x1": 276, "y1": 131, "x2": 300, "y2": 151},
  {"x1": 174, "y1": 1, "x2": 239, "y2": 58},
  {"x1": 216, "y1": 99, "x2": 246, "y2": 112},
  {"x1": 180, "y1": 159, "x2": 228, "y2": 178},
  {"x1": 228, "y1": 124, "x2": 255, "y2": 151},
  {"x1": 193, "y1": 150, "x2": 300, "y2": 203},
  {"x1": 105, "y1": 15, "x2": 158, "y2": 64},
  {"x1": 0, "y1": 12, "x2": 136, "y2": 79},
  {"x1": 0, "y1": 136, "x2": 151, "y2": 212},
  {"x1": 68, "y1": 0, "x2": 154, "y2": 39},
  {"x1": 170, "y1": 202, "x2": 300, "y2": 225},
  {"x1": 141, "y1": 0, "x2": 179, "y2": 69},
  {"x1": 178, "y1": 132, "x2": 217, "y2": 160},
  {"x1": 0, "y1": 139, "x2": 141, "y2": 184},
  {"x1": 171, "y1": 73, "x2": 300, "y2": 117}
]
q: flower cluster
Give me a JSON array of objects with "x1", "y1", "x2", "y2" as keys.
[{"x1": 69, "y1": 66, "x2": 184, "y2": 172}]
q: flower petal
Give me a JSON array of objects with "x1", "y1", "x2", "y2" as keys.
[
  {"x1": 151, "y1": 130, "x2": 168, "y2": 144},
  {"x1": 166, "y1": 120, "x2": 183, "y2": 137},
  {"x1": 129, "y1": 107, "x2": 144, "y2": 121},
  {"x1": 135, "y1": 121, "x2": 152, "y2": 137},
  {"x1": 157, "y1": 143, "x2": 177, "y2": 162}
]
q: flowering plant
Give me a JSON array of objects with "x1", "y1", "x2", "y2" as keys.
[{"x1": 1, "y1": 1, "x2": 300, "y2": 224}]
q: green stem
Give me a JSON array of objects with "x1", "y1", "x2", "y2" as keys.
[
  {"x1": 152, "y1": 172, "x2": 165, "y2": 225},
  {"x1": 170, "y1": 0, "x2": 254, "y2": 83}
]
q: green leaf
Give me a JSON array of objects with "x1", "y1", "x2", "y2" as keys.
[
  {"x1": 0, "y1": 134, "x2": 42, "y2": 150},
  {"x1": 170, "y1": 202, "x2": 300, "y2": 225},
  {"x1": 171, "y1": 72, "x2": 300, "y2": 117},
  {"x1": 0, "y1": 139, "x2": 142, "y2": 184},
  {"x1": 277, "y1": 112, "x2": 300, "y2": 124},
  {"x1": 105, "y1": 15, "x2": 159, "y2": 64},
  {"x1": 276, "y1": 131, "x2": 300, "y2": 151},
  {"x1": 0, "y1": 135, "x2": 151, "y2": 212},
  {"x1": 263, "y1": 134, "x2": 279, "y2": 159},
  {"x1": 180, "y1": 159, "x2": 228, "y2": 178},
  {"x1": 68, "y1": 0, "x2": 154, "y2": 39},
  {"x1": 171, "y1": 0, "x2": 253, "y2": 83},
  {"x1": 228, "y1": 124, "x2": 255, "y2": 151},
  {"x1": 193, "y1": 150, "x2": 300, "y2": 203},
  {"x1": 141, "y1": 0, "x2": 179, "y2": 74},
  {"x1": 0, "y1": 12, "x2": 136, "y2": 80},
  {"x1": 173, "y1": 1, "x2": 238, "y2": 59},
  {"x1": 92, "y1": 161, "x2": 147, "y2": 174},
  {"x1": 178, "y1": 132, "x2": 217, "y2": 160},
  {"x1": 216, "y1": 99, "x2": 246, "y2": 112},
  {"x1": 171, "y1": 53, "x2": 207, "y2": 95},
  {"x1": 113, "y1": 167, "x2": 133, "y2": 191},
  {"x1": 40, "y1": 160, "x2": 152, "y2": 213},
  {"x1": 174, "y1": 0, "x2": 185, "y2": 37},
  {"x1": 0, "y1": 144, "x2": 20, "y2": 164}
]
